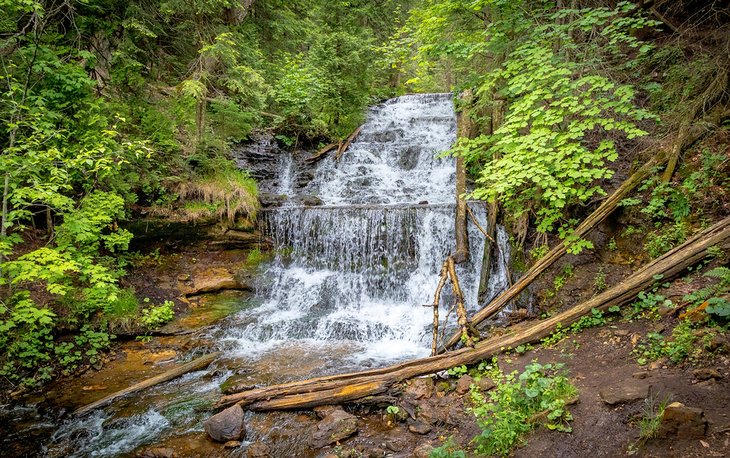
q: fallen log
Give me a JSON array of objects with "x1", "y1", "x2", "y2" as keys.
[
  {"x1": 442, "y1": 150, "x2": 668, "y2": 349},
  {"x1": 306, "y1": 142, "x2": 338, "y2": 163},
  {"x1": 214, "y1": 217, "x2": 730, "y2": 412},
  {"x1": 74, "y1": 352, "x2": 221, "y2": 416},
  {"x1": 335, "y1": 125, "x2": 363, "y2": 161}
]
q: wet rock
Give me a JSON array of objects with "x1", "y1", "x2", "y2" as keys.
[
  {"x1": 386, "y1": 439, "x2": 405, "y2": 452},
  {"x1": 204, "y1": 405, "x2": 246, "y2": 442},
  {"x1": 599, "y1": 381, "x2": 649, "y2": 405},
  {"x1": 246, "y1": 441, "x2": 270, "y2": 458},
  {"x1": 693, "y1": 368, "x2": 722, "y2": 380},
  {"x1": 300, "y1": 195, "x2": 324, "y2": 206},
  {"x1": 184, "y1": 268, "x2": 248, "y2": 296},
  {"x1": 137, "y1": 447, "x2": 177, "y2": 458},
  {"x1": 658, "y1": 402, "x2": 707, "y2": 439},
  {"x1": 455, "y1": 375, "x2": 473, "y2": 395},
  {"x1": 259, "y1": 193, "x2": 288, "y2": 208},
  {"x1": 224, "y1": 441, "x2": 241, "y2": 449},
  {"x1": 296, "y1": 171, "x2": 315, "y2": 188},
  {"x1": 220, "y1": 374, "x2": 257, "y2": 394},
  {"x1": 408, "y1": 421, "x2": 432, "y2": 435},
  {"x1": 310, "y1": 409, "x2": 359, "y2": 448},
  {"x1": 405, "y1": 377, "x2": 434, "y2": 399},
  {"x1": 415, "y1": 398, "x2": 449, "y2": 426}
]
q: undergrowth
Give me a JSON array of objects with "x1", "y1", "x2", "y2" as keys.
[{"x1": 432, "y1": 360, "x2": 577, "y2": 457}]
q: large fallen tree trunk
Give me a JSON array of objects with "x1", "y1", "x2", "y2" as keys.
[
  {"x1": 214, "y1": 217, "x2": 730, "y2": 412},
  {"x1": 75, "y1": 352, "x2": 221, "y2": 416}
]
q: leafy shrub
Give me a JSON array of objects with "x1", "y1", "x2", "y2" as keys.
[
  {"x1": 141, "y1": 300, "x2": 175, "y2": 329},
  {"x1": 429, "y1": 437, "x2": 466, "y2": 458},
  {"x1": 470, "y1": 362, "x2": 577, "y2": 456}
]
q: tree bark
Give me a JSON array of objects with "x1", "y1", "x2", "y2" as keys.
[
  {"x1": 74, "y1": 352, "x2": 221, "y2": 416},
  {"x1": 214, "y1": 216, "x2": 730, "y2": 412},
  {"x1": 477, "y1": 98, "x2": 504, "y2": 301},
  {"x1": 335, "y1": 125, "x2": 363, "y2": 161},
  {"x1": 662, "y1": 66, "x2": 727, "y2": 183},
  {"x1": 453, "y1": 90, "x2": 475, "y2": 264}
]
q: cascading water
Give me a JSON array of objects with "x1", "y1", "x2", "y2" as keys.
[
  {"x1": 218, "y1": 93, "x2": 511, "y2": 362},
  {"x1": 38, "y1": 93, "x2": 513, "y2": 457}
]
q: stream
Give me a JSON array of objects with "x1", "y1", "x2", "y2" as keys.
[{"x1": 9, "y1": 93, "x2": 512, "y2": 457}]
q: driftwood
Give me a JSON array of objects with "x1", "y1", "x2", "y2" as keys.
[
  {"x1": 335, "y1": 125, "x2": 363, "y2": 161},
  {"x1": 74, "y1": 352, "x2": 221, "y2": 416},
  {"x1": 213, "y1": 217, "x2": 730, "y2": 412},
  {"x1": 306, "y1": 143, "x2": 338, "y2": 163},
  {"x1": 446, "y1": 256, "x2": 478, "y2": 348},
  {"x1": 429, "y1": 257, "x2": 479, "y2": 355},
  {"x1": 430, "y1": 261, "x2": 449, "y2": 356}
]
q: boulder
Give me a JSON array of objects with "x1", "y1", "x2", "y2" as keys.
[
  {"x1": 599, "y1": 381, "x2": 649, "y2": 405},
  {"x1": 204, "y1": 405, "x2": 246, "y2": 442},
  {"x1": 475, "y1": 376, "x2": 496, "y2": 392},
  {"x1": 412, "y1": 442, "x2": 435, "y2": 458},
  {"x1": 313, "y1": 405, "x2": 339, "y2": 420},
  {"x1": 658, "y1": 402, "x2": 707, "y2": 439},
  {"x1": 137, "y1": 447, "x2": 176, "y2": 458},
  {"x1": 310, "y1": 409, "x2": 359, "y2": 448},
  {"x1": 408, "y1": 421, "x2": 432, "y2": 435},
  {"x1": 259, "y1": 193, "x2": 288, "y2": 208}
]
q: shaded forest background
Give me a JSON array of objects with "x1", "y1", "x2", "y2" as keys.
[{"x1": 0, "y1": 0, "x2": 728, "y2": 391}]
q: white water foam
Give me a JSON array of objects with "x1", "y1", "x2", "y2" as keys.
[{"x1": 216, "y1": 93, "x2": 511, "y2": 362}]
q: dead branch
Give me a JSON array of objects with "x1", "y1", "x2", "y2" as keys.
[
  {"x1": 75, "y1": 352, "x2": 221, "y2": 416},
  {"x1": 335, "y1": 125, "x2": 363, "y2": 161}
]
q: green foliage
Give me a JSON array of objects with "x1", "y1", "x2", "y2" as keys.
[
  {"x1": 469, "y1": 362, "x2": 577, "y2": 456},
  {"x1": 447, "y1": 364, "x2": 468, "y2": 378},
  {"x1": 628, "y1": 290, "x2": 673, "y2": 320},
  {"x1": 633, "y1": 320, "x2": 713, "y2": 366},
  {"x1": 414, "y1": 2, "x2": 660, "y2": 247},
  {"x1": 429, "y1": 437, "x2": 466, "y2": 458},
  {"x1": 637, "y1": 393, "x2": 670, "y2": 442},
  {"x1": 141, "y1": 300, "x2": 175, "y2": 329},
  {"x1": 684, "y1": 267, "x2": 730, "y2": 320},
  {"x1": 594, "y1": 268, "x2": 608, "y2": 294},
  {"x1": 541, "y1": 308, "x2": 615, "y2": 347}
]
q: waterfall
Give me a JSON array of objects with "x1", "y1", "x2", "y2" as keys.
[{"x1": 221, "y1": 93, "x2": 512, "y2": 362}]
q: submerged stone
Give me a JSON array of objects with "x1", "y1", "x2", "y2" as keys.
[{"x1": 204, "y1": 405, "x2": 246, "y2": 442}]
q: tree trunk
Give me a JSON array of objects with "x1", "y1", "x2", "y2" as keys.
[
  {"x1": 454, "y1": 90, "x2": 475, "y2": 264},
  {"x1": 214, "y1": 216, "x2": 730, "y2": 412},
  {"x1": 335, "y1": 125, "x2": 363, "y2": 161},
  {"x1": 477, "y1": 98, "x2": 504, "y2": 302}
]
